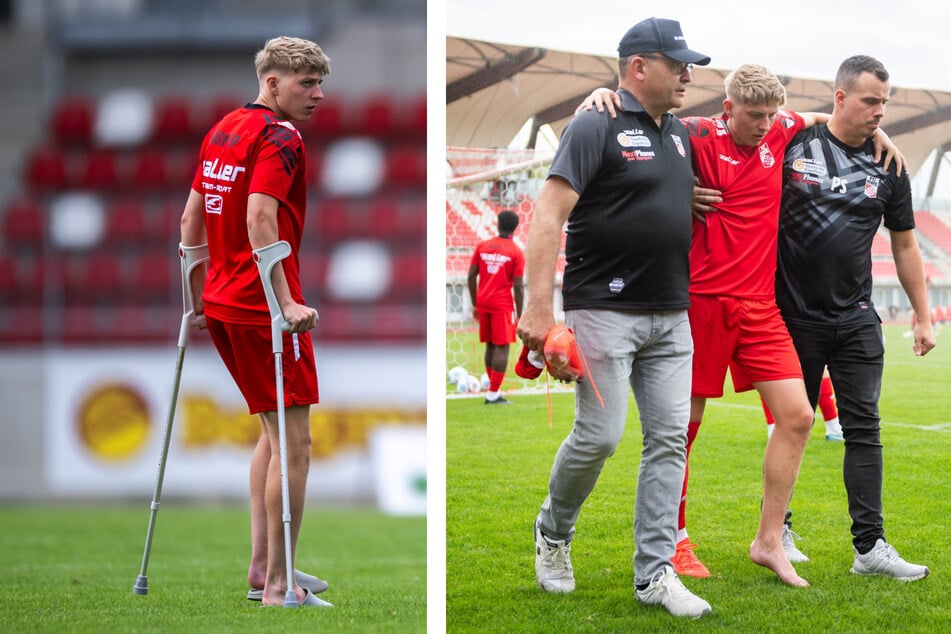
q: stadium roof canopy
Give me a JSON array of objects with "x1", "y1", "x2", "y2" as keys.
[{"x1": 447, "y1": 36, "x2": 951, "y2": 189}]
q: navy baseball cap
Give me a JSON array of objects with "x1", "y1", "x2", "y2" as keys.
[{"x1": 618, "y1": 17, "x2": 711, "y2": 66}]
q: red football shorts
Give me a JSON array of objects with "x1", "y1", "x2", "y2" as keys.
[
  {"x1": 478, "y1": 309, "x2": 517, "y2": 345},
  {"x1": 206, "y1": 316, "x2": 319, "y2": 414},
  {"x1": 689, "y1": 294, "x2": 802, "y2": 398}
]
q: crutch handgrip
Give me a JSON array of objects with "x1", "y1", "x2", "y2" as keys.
[
  {"x1": 177, "y1": 243, "x2": 210, "y2": 348},
  {"x1": 252, "y1": 241, "x2": 293, "y2": 354}
]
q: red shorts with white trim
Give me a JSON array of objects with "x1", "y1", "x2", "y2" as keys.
[
  {"x1": 689, "y1": 294, "x2": 802, "y2": 398},
  {"x1": 478, "y1": 309, "x2": 517, "y2": 345},
  {"x1": 206, "y1": 316, "x2": 319, "y2": 415}
]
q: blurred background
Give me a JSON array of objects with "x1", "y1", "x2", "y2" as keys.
[{"x1": 0, "y1": 0, "x2": 426, "y2": 512}]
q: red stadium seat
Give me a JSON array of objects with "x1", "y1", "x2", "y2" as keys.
[
  {"x1": 130, "y1": 251, "x2": 174, "y2": 301},
  {"x1": 371, "y1": 302, "x2": 426, "y2": 340},
  {"x1": 354, "y1": 94, "x2": 395, "y2": 139},
  {"x1": 77, "y1": 148, "x2": 121, "y2": 190},
  {"x1": 314, "y1": 198, "x2": 353, "y2": 241},
  {"x1": 384, "y1": 144, "x2": 426, "y2": 190},
  {"x1": 306, "y1": 98, "x2": 345, "y2": 139},
  {"x1": 152, "y1": 96, "x2": 194, "y2": 144},
  {"x1": 50, "y1": 96, "x2": 94, "y2": 147},
  {"x1": 24, "y1": 146, "x2": 70, "y2": 192},
  {"x1": 109, "y1": 304, "x2": 178, "y2": 343},
  {"x1": 2, "y1": 198, "x2": 45, "y2": 248},
  {"x1": 304, "y1": 146, "x2": 324, "y2": 187},
  {"x1": 298, "y1": 253, "x2": 328, "y2": 296},
  {"x1": 131, "y1": 148, "x2": 170, "y2": 191},
  {"x1": 106, "y1": 197, "x2": 150, "y2": 245},
  {"x1": 63, "y1": 253, "x2": 124, "y2": 303},
  {"x1": 366, "y1": 198, "x2": 401, "y2": 238},
  {"x1": 403, "y1": 198, "x2": 427, "y2": 236},
  {"x1": 402, "y1": 93, "x2": 427, "y2": 142},
  {"x1": 390, "y1": 250, "x2": 427, "y2": 300},
  {"x1": 0, "y1": 255, "x2": 16, "y2": 297},
  {"x1": 207, "y1": 94, "x2": 242, "y2": 126}
]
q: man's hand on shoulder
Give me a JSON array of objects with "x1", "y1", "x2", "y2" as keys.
[{"x1": 574, "y1": 87, "x2": 624, "y2": 118}]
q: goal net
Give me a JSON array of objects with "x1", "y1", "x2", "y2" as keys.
[{"x1": 445, "y1": 146, "x2": 569, "y2": 397}]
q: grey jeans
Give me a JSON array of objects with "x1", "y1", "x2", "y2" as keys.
[{"x1": 536, "y1": 308, "x2": 693, "y2": 585}]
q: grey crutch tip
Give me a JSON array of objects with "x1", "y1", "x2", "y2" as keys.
[{"x1": 132, "y1": 575, "x2": 149, "y2": 595}]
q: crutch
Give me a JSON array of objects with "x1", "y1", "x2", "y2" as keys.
[
  {"x1": 252, "y1": 240, "x2": 299, "y2": 608},
  {"x1": 133, "y1": 243, "x2": 209, "y2": 596}
]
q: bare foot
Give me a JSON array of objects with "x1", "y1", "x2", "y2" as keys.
[
  {"x1": 248, "y1": 569, "x2": 265, "y2": 591},
  {"x1": 750, "y1": 539, "x2": 809, "y2": 587},
  {"x1": 260, "y1": 585, "x2": 306, "y2": 606}
]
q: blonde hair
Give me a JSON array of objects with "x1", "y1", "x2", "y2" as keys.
[
  {"x1": 724, "y1": 64, "x2": 786, "y2": 106},
  {"x1": 254, "y1": 36, "x2": 331, "y2": 79}
]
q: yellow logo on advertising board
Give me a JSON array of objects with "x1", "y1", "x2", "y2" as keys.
[{"x1": 76, "y1": 383, "x2": 150, "y2": 461}]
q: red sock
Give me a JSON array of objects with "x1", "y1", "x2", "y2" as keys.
[
  {"x1": 679, "y1": 420, "x2": 701, "y2": 532},
  {"x1": 818, "y1": 376, "x2": 837, "y2": 421},
  {"x1": 488, "y1": 369, "x2": 505, "y2": 392}
]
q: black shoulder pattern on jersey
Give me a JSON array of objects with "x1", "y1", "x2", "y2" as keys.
[
  {"x1": 261, "y1": 112, "x2": 301, "y2": 176},
  {"x1": 681, "y1": 116, "x2": 708, "y2": 138}
]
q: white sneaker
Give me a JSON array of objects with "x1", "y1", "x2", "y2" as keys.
[
  {"x1": 782, "y1": 525, "x2": 809, "y2": 563},
  {"x1": 851, "y1": 539, "x2": 929, "y2": 581},
  {"x1": 635, "y1": 565, "x2": 711, "y2": 618},
  {"x1": 534, "y1": 521, "x2": 575, "y2": 593}
]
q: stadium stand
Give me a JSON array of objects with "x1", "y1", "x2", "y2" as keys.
[
  {"x1": 914, "y1": 209, "x2": 951, "y2": 257},
  {"x1": 0, "y1": 2, "x2": 426, "y2": 345}
]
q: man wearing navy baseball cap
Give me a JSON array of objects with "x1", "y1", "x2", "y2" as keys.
[
  {"x1": 617, "y1": 17, "x2": 711, "y2": 66},
  {"x1": 520, "y1": 15, "x2": 713, "y2": 619}
]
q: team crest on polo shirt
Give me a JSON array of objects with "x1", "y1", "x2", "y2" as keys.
[
  {"x1": 759, "y1": 142, "x2": 775, "y2": 168},
  {"x1": 671, "y1": 135, "x2": 686, "y2": 157},
  {"x1": 865, "y1": 176, "x2": 880, "y2": 198}
]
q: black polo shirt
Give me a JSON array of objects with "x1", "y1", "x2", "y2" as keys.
[{"x1": 549, "y1": 89, "x2": 694, "y2": 312}]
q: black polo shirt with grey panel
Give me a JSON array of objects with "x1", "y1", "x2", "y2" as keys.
[{"x1": 549, "y1": 88, "x2": 694, "y2": 311}]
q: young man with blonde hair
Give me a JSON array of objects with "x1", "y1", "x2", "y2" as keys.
[{"x1": 180, "y1": 36, "x2": 333, "y2": 607}]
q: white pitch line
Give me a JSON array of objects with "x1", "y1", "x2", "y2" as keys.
[{"x1": 883, "y1": 421, "x2": 951, "y2": 433}]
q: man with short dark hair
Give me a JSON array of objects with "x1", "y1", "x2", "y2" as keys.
[
  {"x1": 775, "y1": 54, "x2": 934, "y2": 581},
  {"x1": 468, "y1": 209, "x2": 524, "y2": 404}
]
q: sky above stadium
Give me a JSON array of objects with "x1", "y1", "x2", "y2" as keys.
[
  {"x1": 446, "y1": 0, "x2": 951, "y2": 92},
  {"x1": 445, "y1": 0, "x2": 951, "y2": 197}
]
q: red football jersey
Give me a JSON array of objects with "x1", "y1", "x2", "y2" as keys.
[
  {"x1": 191, "y1": 105, "x2": 308, "y2": 325},
  {"x1": 470, "y1": 236, "x2": 524, "y2": 312},
  {"x1": 684, "y1": 111, "x2": 805, "y2": 298}
]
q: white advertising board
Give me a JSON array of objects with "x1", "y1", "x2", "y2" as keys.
[{"x1": 43, "y1": 345, "x2": 426, "y2": 510}]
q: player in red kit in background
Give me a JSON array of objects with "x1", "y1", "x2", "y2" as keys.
[
  {"x1": 179, "y1": 36, "x2": 332, "y2": 607},
  {"x1": 468, "y1": 210, "x2": 525, "y2": 404}
]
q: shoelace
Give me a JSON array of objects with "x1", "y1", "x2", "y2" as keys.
[
  {"x1": 875, "y1": 543, "x2": 900, "y2": 563},
  {"x1": 653, "y1": 568, "x2": 690, "y2": 600},
  {"x1": 784, "y1": 528, "x2": 804, "y2": 543},
  {"x1": 541, "y1": 538, "x2": 572, "y2": 573}
]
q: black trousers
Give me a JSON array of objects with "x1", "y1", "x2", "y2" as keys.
[{"x1": 785, "y1": 320, "x2": 886, "y2": 553}]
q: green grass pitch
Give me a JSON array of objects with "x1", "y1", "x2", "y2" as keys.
[
  {"x1": 0, "y1": 505, "x2": 425, "y2": 633},
  {"x1": 447, "y1": 324, "x2": 951, "y2": 632}
]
